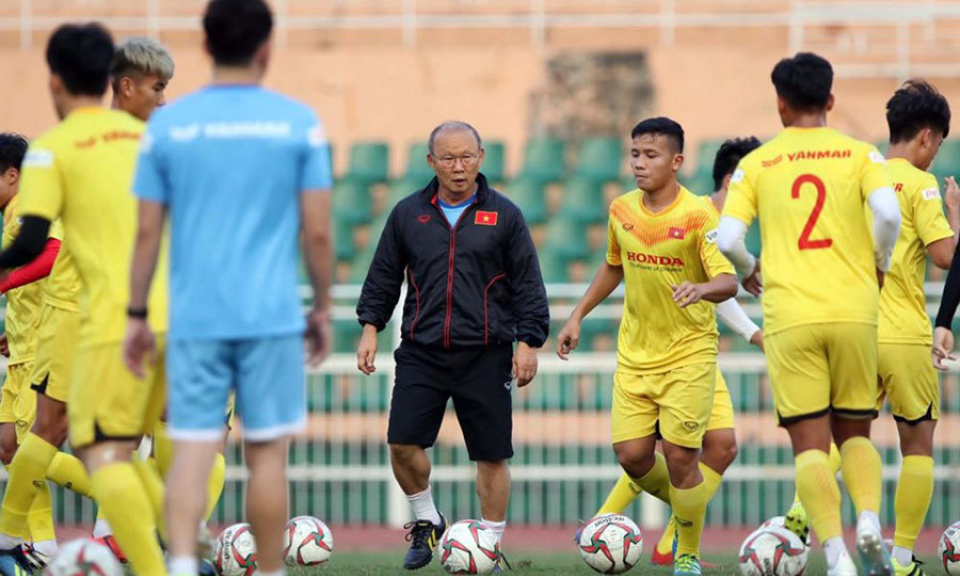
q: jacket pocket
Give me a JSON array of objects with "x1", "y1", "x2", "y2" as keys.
[{"x1": 483, "y1": 273, "x2": 507, "y2": 346}]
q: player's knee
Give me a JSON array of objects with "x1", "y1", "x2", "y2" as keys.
[
  {"x1": 34, "y1": 409, "x2": 68, "y2": 448},
  {"x1": 709, "y1": 439, "x2": 738, "y2": 471},
  {"x1": 389, "y1": 443, "x2": 422, "y2": 467},
  {"x1": 613, "y1": 443, "x2": 655, "y2": 478},
  {"x1": 0, "y1": 438, "x2": 16, "y2": 466}
]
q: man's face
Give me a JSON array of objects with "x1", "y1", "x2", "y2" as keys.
[
  {"x1": 917, "y1": 128, "x2": 945, "y2": 172},
  {"x1": 428, "y1": 130, "x2": 484, "y2": 196},
  {"x1": 630, "y1": 134, "x2": 682, "y2": 192},
  {"x1": 120, "y1": 73, "x2": 169, "y2": 121}
]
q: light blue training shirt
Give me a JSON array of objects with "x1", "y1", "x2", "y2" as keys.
[
  {"x1": 133, "y1": 85, "x2": 333, "y2": 340},
  {"x1": 438, "y1": 193, "x2": 476, "y2": 226}
]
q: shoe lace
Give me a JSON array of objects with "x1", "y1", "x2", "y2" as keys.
[
  {"x1": 403, "y1": 521, "x2": 435, "y2": 548},
  {"x1": 675, "y1": 554, "x2": 698, "y2": 571}
]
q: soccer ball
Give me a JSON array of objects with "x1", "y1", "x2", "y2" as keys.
[
  {"x1": 215, "y1": 523, "x2": 258, "y2": 576},
  {"x1": 577, "y1": 514, "x2": 643, "y2": 574},
  {"x1": 940, "y1": 521, "x2": 960, "y2": 575},
  {"x1": 738, "y1": 526, "x2": 808, "y2": 576},
  {"x1": 44, "y1": 538, "x2": 124, "y2": 576},
  {"x1": 437, "y1": 519, "x2": 500, "y2": 575},
  {"x1": 283, "y1": 516, "x2": 334, "y2": 566},
  {"x1": 761, "y1": 515, "x2": 811, "y2": 546}
]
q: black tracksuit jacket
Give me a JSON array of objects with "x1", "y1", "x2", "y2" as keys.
[{"x1": 356, "y1": 174, "x2": 549, "y2": 349}]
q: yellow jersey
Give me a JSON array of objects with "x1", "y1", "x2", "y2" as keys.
[
  {"x1": 878, "y1": 158, "x2": 953, "y2": 345},
  {"x1": 43, "y1": 243, "x2": 80, "y2": 312},
  {"x1": 17, "y1": 107, "x2": 168, "y2": 347},
  {"x1": 2, "y1": 195, "x2": 61, "y2": 364},
  {"x1": 723, "y1": 127, "x2": 891, "y2": 335},
  {"x1": 607, "y1": 187, "x2": 735, "y2": 374}
]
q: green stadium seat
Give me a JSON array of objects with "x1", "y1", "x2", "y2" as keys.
[
  {"x1": 347, "y1": 141, "x2": 390, "y2": 183},
  {"x1": 560, "y1": 178, "x2": 606, "y2": 224},
  {"x1": 680, "y1": 171, "x2": 714, "y2": 196},
  {"x1": 403, "y1": 142, "x2": 433, "y2": 182},
  {"x1": 519, "y1": 138, "x2": 565, "y2": 182},
  {"x1": 745, "y1": 221, "x2": 762, "y2": 254},
  {"x1": 537, "y1": 251, "x2": 570, "y2": 283},
  {"x1": 332, "y1": 178, "x2": 373, "y2": 225},
  {"x1": 332, "y1": 217, "x2": 355, "y2": 261},
  {"x1": 504, "y1": 177, "x2": 548, "y2": 224},
  {"x1": 333, "y1": 318, "x2": 361, "y2": 353},
  {"x1": 930, "y1": 140, "x2": 960, "y2": 182},
  {"x1": 544, "y1": 218, "x2": 589, "y2": 260},
  {"x1": 573, "y1": 137, "x2": 622, "y2": 183},
  {"x1": 482, "y1": 141, "x2": 506, "y2": 183},
  {"x1": 388, "y1": 177, "x2": 422, "y2": 209}
]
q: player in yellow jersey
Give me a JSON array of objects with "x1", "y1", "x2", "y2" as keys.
[
  {"x1": 558, "y1": 117, "x2": 738, "y2": 576},
  {"x1": 875, "y1": 80, "x2": 958, "y2": 576},
  {"x1": 717, "y1": 52, "x2": 901, "y2": 576},
  {"x1": 0, "y1": 24, "x2": 169, "y2": 576}
]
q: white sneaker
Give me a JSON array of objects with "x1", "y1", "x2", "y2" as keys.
[
  {"x1": 856, "y1": 525, "x2": 893, "y2": 576},
  {"x1": 827, "y1": 550, "x2": 859, "y2": 576}
]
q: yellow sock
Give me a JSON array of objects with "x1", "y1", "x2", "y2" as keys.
[
  {"x1": 656, "y1": 463, "x2": 722, "y2": 556},
  {"x1": 0, "y1": 433, "x2": 58, "y2": 539},
  {"x1": 633, "y1": 452, "x2": 671, "y2": 505},
  {"x1": 894, "y1": 455, "x2": 933, "y2": 550},
  {"x1": 669, "y1": 480, "x2": 709, "y2": 557},
  {"x1": 792, "y1": 442, "x2": 841, "y2": 506},
  {"x1": 92, "y1": 463, "x2": 166, "y2": 576},
  {"x1": 655, "y1": 515, "x2": 677, "y2": 555},
  {"x1": 698, "y1": 462, "x2": 723, "y2": 502},
  {"x1": 205, "y1": 452, "x2": 226, "y2": 521},
  {"x1": 840, "y1": 437, "x2": 882, "y2": 515},
  {"x1": 47, "y1": 450, "x2": 93, "y2": 498},
  {"x1": 597, "y1": 472, "x2": 642, "y2": 516},
  {"x1": 131, "y1": 458, "x2": 166, "y2": 540},
  {"x1": 25, "y1": 481, "x2": 55, "y2": 543},
  {"x1": 153, "y1": 422, "x2": 172, "y2": 479},
  {"x1": 795, "y1": 449, "x2": 842, "y2": 542}
]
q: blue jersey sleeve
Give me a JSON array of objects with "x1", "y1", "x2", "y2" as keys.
[
  {"x1": 133, "y1": 127, "x2": 168, "y2": 204},
  {"x1": 300, "y1": 112, "x2": 333, "y2": 193}
]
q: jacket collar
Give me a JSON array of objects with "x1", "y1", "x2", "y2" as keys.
[{"x1": 419, "y1": 173, "x2": 491, "y2": 205}]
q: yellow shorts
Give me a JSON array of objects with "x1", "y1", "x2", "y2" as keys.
[
  {"x1": 30, "y1": 305, "x2": 80, "y2": 403},
  {"x1": 877, "y1": 342, "x2": 939, "y2": 423},
  {"x1": 765, "y1": 323, "x2": 878, "y2": 425},
  {"x1": 68, "y1": 338, "x2": 167, "y2": 449},
  {"x1": 0, "y1": 363, "x2": 37, "y2": 442},
  {"x1": 706, "y1": 368, "x2": 735, "y2": 431},
  {"x1": 611, "y1": 363, "x2": 715, "y2": 448}
]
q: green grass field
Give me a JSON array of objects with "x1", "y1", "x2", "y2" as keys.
[{"x1": 287, "y1": 552, "x2": 942, "y2": 575}]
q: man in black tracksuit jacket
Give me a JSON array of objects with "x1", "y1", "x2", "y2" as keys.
[{"x1": 356, "y1": 121, "x2": 548, "y2": 570}]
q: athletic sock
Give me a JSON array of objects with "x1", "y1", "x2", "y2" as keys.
[
  {"x1": 92, "y1": 463, "x2": 166, "y2": 576},
  {"x1": 633, "y1": 452, "x2": 671, "y2": 506},
  {"x1": 828, "y1": 442, "x2": 842, "y2": 474},
  {"x1": 669, "y1": 480, "x2": 709, "y2": 557},
  {"x1": 654, "y1": 463, "x2": 722, "y2": 556},
  {"x1": 47, "y1": 450, "x2": 93, "y2": 498},
  {"x1": 31, "y1": 539, "x2": 57, "y2": 557},
  {"x1": 92, "y1": 515, "x2": 112, "y2": 538},
  {"x1": 481, "y1": 519, "x2": 506, "y2": 546},
  {"x1": 205, "y1": 452, "x2": 226, "y2": 522},
  {"x1": 153, "y1": 422, "x2": 173, "y2": 479},
  {"x1": 169, "y1": 555, "x2": 198, "y2": 576},
  {"x1": 795, "y1": 449, "x2": 842, "y2": 543},
  {"x1": 0, "y1": 433, "x2": 57, "y2": 539},
  {"x1": 823, "y1": 536, "x2": 849, "y2": 568},
  {"x1": 655, "y1": 515, "x2": 677, "y2": 556},
  {"x1": 407, "y1": 486, "x2": 442, "y2": 525},
  {"x1": 698, "y1": 462, "x2": 723, "y2": 502},
  {"x1": 597, "y1": 472, "x2": 642, "y2": 515},
  {"x1": 894, "y1": 454, "x2": 933, "y2": 556},
  {"x1": 840, "y1": 437, "x2": 882, "y2": 516},
  {"x1": 25, "y1": 481, "x2": 55, "y2": 543},
  {"x1": 131, "y1": 458, "x2": 166, "y2": 539}
]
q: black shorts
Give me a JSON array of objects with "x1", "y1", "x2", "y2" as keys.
[{"x1": 387, "y1": 341, "x2": 514, "y2": 461}]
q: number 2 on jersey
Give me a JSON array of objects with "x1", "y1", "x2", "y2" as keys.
[{"x1": 791, "y1": 174, "x2": 833, "y2": 250}]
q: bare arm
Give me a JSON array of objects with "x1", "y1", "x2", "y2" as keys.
[
  {"x1": 128, "y1": 200, "x2": 165, "y2": 310},
  {"x1": 927, "y1": 176, "x2": 960, "y2": 270},
  {"x1": 301, "y1": 190, "x2": 332, "y2": 365}
]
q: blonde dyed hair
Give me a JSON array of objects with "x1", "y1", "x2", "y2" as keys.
[{"x1": 111, "y1": 36, "x2": 174, "y2": 86}]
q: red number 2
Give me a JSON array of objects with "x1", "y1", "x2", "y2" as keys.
[{"x1": 791, "y1": 174, "x2": 833, "y2": 250}]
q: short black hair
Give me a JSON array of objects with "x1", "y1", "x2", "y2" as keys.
[
  {"x1": 46, "y1": 23, "x2": 115, "y2": 97},
  {"x1": 771, "y1": 52, "x2": 833, "y2": 112},
  {"x1": 204, "y1": 0, "x2": 273, "y2": 67},
  {"x1": 0, "y1": 134, "x2": 28, "y2": 174},
  {"x1": 712, "y1": 137, "x2": 762, "y2": 191},
  {"x1": 631, "y1": 117, "x2": 684, "y2": 153},
  {"x1": 886, "y1": 79, "x2": 951, "y2": 143}
]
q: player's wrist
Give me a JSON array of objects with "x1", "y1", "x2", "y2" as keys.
[{"x1": 127, "y1": 306, "x2": 148, "y2": 319}]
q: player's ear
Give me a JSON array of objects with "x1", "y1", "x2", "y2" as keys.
[
  {"x1": 2, "y1": 168, "x2": 17, "y2": 187},
  {"x1": 825, "y1": 94, "x2": 835, "y2": 112},
  {"x1": 672, "y1": 152, "x2": 684, "y2": 173}
]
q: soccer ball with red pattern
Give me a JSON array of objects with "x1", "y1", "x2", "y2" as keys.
[
  {"x1": 282, "y1": 516, "x2": 334, "y2": 567},
  {"x1": 577, "y1": 514, "x2": 643, "y2": 574},
  {"x1": 437, "y1": 519, "x2": 500, "y2": 575},
  {"x1": 940, "y1": 521, "x2": 960, "y2": 575},
  {"x1": 738, "y1": 526, "x2": 808, "y2": 576},
  {"x1": 214, "y1": 523, "x2": 257, "y2": 576},
  {"x1": 44, "y1": 538, "x2": 124, "y2": 576}
]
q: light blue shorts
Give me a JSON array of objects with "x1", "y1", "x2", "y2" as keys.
[{"x1": 167, "y1": 334, "x2": 305, "y2": 441}]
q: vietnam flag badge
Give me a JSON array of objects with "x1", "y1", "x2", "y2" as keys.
[
  {"x1": 668, "y1": 227, "x2": 686, "y2": 240},
  {"x1": 475, "y1": 211, "x2": 498, "y2": 226}
]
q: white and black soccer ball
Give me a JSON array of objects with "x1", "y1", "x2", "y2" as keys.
[
  {"x1": 282, "y1": 516, "x2": 334, "y2": 567},
  {"x1": 437, "y1": 519, "x2": 500, "y2": 575},
  {"x1": 215, "y1": 523, "x2": 258, "y2": 576},
  {"x1": 44, "y1": 538, "x2": 124, "y2": 576},
  {"x1": 940, "y1": 521, "x2": 960, "y2": 575},
  {"x1": 738, "y1": 526, "x2": 808, "y2": 576},
  {"x1": 577, "y1": 514, "x2": 643, "y2": 574}
]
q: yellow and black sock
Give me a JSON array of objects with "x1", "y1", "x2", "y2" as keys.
[
  {"x1": 669, "y1": 480, "x2": 709, "y2": 557},
  {"x1": 47, "y1": 449, "x2": 93, "y2": 498},
  {"x1": 633, "y1": 452, "x2": 671, "y2": 505}
]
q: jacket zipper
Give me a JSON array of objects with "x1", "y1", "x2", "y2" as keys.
[{"x1": 434, "y1": 195, "x2": 478, "y2": 349}]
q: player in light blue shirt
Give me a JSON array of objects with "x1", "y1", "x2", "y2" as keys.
[{"x1": 124, "y1": 2, "x2": 332, "y2": 575}]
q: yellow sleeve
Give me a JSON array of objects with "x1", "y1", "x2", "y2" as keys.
[
  {"x1": 47, "y1": 219, "x2": 64, "y2": 242},
  {"x1": 606, "y1": 210, "x2": 622, "y2": 266},
  {"x1": 699, "y1": 209, "x2": 736, "y2": 278},
  {"x1": 859, "y1": 145, "x2": 892, "y2": 201},
  {"x1": 913, "y1": 174, "x2": 954, "y2": 246},
  {"x1": 17, "y1": 140, "x2": 64, "y2": 222},
  {"x1": 721, "y1": 163, "x2": 757, "y2": 226}
]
